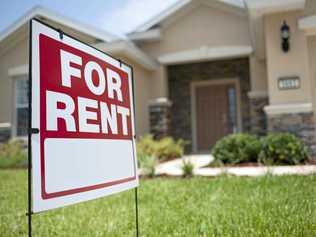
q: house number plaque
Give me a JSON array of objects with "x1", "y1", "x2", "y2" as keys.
[{"x1": 278, "y1": 76, "x2": 300, "y2": 90}]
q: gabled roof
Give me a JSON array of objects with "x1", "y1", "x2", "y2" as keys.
[
  {"x1": 0, "y1": 6, "x2": 158, "y2": 71},
  {"x1": 0, "y1": 6, "x2": 119, "y2": 43},
  {"x1": 131, "y1": 0, "x2": 246, "y2": 33}
]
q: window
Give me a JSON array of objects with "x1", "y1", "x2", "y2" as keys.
[
  {"x1": 227, "y1": 86, "x2": 238, "y2": 133},
  {"x1": 15, "y1": 79, "x2": 28, "y2": 136}
]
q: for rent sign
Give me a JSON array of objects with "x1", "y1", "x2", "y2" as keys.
[{"x1": 31, "y1": 20, "x2": 138, "y2": 213}]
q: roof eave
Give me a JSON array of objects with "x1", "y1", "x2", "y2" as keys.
[
  {"x1": 132, "y1": 0, "x2": 192, "y2": 33},
  {"x1": 95, "y1": 41, "x2": 159, "y2": 70},
  {"x1": 127, "y1": 28, "x2": 161, "y2": 42},
  {"x1": 0, "y1": 6, "x2": 118, "y2": 43}
]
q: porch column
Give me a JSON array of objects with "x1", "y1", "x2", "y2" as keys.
[
  {"x1": 248, "y1": 91, "x2": 268, "y2": 136},
  {"x1": 149, "y1": 97, "x2": 172, "y2": 139}
]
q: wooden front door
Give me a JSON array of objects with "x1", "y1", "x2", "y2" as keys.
[{"x1": 195, "y1": 83, "x2": 237, "y2": 151}]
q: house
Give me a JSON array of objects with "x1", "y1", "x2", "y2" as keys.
[{"x1": 1, "y1": 0, "x2": 316, "y2": 155}]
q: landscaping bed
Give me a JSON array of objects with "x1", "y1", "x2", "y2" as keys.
[
  {"x1": 1, "y1": 170, "x2": 315, "y2": 236},
  {"x1": 211, "y1": 133, "x2": 311, "y2": 167}
]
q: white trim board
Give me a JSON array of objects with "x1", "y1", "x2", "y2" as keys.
[
  {"x1": 264, "y1": 103, "x2": 312, "y2": 115},
  {"x1": 158, "y1": 46, "x2": 253, "y2": 65},
  {"x1": 299, "y1": 15, "x2": 316, "y2": 35},
  {"x1": 245, "y1": 0, "x2": 305, "y2": 14},
  {"x1": 8, "y1": 64, "x2": 28, "y2": 77},
  {"x1": 247, "y1": 90, "x2": 268, "y2": 99},
  {"x1": 299, "y1": 15, "x2": 316, "y2": 29},
  {"x1": 0, "y1": 122, "x2": 11, "y2": 128},
  {"x1": 128, "y1": 29, "x2": 161, "y2": 42}
]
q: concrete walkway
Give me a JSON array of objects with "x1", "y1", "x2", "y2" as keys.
[
  {"x1": 154, "y1": 154, "x2": 316, "y2": 177},
  {"x1": 155, "y1": 154, "x2": 213, "y2": 176},
  {"x1": 195, "y1": 165, "x2": 316, "y2": 177}
]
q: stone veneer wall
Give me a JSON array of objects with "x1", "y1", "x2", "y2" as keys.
[
  {"x1": 249, "y1": 97, "x2": 268, "y2": 136},
  {"x1": 167, "y1": 58, "x2": 251, "y2": 152},
  {"x1": 267, "y1": 112, "x2": 316, "y2": 157},
  {"x1": 0, "y1": 127, "x2": 11, "y2": 143},
  {"x1": 149, "y1": 98, "x2": 172, "y2": 139}
]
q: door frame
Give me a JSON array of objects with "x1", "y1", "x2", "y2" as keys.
[{"x1": 190, "y1": 78, "x2": 242, "y2": 153}]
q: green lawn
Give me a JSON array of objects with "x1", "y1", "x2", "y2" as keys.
[{"x1": 0, "y1": 170, "x2": 315, "y2": 237}]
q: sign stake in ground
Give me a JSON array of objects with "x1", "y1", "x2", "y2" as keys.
[{"x1": 28, "y1": 18, "x2": 139, "y2": 236}]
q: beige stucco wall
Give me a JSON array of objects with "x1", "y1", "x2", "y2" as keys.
[
  {"x1": 249, "y1": 57, "x2": 268, "y2": 92},
  {"x1": 304, "y1": 0, "x2": 316, "y2": 17},
  {"x1": 307, "y1": 36, "x2": 316, "y2": 112},
  {"x1": 146, "y1": 66, "x2": 167, "y2": 99},
  {"x1": 107, "y1": 55, "x2": 151, "y2": 136},
  {"x1": 264, "y1": 10, "x2": 312, "y2": 105},
  {"x1": 139, "y1": 4, "x2": 253, "y2": 98},
  {"x1": 0, "y1": 37, "x2": 28, "y2": 127}
]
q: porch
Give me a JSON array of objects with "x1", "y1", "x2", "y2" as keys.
[{"x1": 149, "y1": 57, "x2": 268, "y2": 153}]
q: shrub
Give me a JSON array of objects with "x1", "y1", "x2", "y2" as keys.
[
  {"x1": 181, "y1": 159, "x2": 194, "y2": 177},
  {"x1": 0, "y1": 140, "x2": 27, "y2": 169},
  {"x1": 155, "y1": 137, "x2": 186, "y2": 161},
  {"x1": 212, "y1": 133, "x2": 261, "y2": 165},
  {"x1": 138, "y1": 154, "x2": 157, "y2": 177},
  {"x1": 136, "y1": 135, "x2": 156, "y2": 159},
  {"x1": 259, "y1": 133, "x2": 309, "y2": 165},
  {"x1": 137, "y1": 135, "x2": 185, "y2": 161}
]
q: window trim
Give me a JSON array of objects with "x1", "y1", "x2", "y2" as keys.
[{"x1": 12, "y1": 75, "x2": 28, "y2": 139}]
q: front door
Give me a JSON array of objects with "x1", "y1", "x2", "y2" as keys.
[{"x1": 195, "y1": 83, "x2": 238, "y2": 151}]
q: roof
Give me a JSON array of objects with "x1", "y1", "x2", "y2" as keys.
[
  {"x1": 0, "y1": 6, "x2": 119, "y2": 43},
  {"x1": 0, "y1": 6, "x2": 158, "y2": 70},
  {"x1": 130, "y1": 0, "x2": 246, "y2": 33}
]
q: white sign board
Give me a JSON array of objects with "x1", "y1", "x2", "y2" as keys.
[{"x1": 30, "y1": 19, "x2": 138, "y2": 213}]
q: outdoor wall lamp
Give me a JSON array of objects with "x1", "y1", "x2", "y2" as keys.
[{"x1": 281, "y1": 21, "x2": 290, "y2": 53}]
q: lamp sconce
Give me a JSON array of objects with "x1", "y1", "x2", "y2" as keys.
[{"x1": 280, "y1": 21, "x2": 290, "y2": 53}]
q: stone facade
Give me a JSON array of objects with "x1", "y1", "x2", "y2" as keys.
[
  {"x1": 249, "y1": 96, "x2": 268, "y2": 136},
  {"x1": 0, "y1": 126, "x2": 11, "y2": 143},
  {"x1": 267, "y1": 112, "x2": 316, "y2": 156},
  {"x1": 167, "y1": 58, "x2": 251, "y2": 152},
  {"x1": 149, "y1": 98, "x2": 172, "y2": 139}
]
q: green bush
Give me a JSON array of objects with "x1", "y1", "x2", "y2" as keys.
[
  {"x1": 212, "y1": 134, "x2": 261, "y2": 165},
  {"x1": 0, "y1": 140, "x2": 27, "y2": 169},
  {"x1": 138, "y1": 154, "x2": 157, "y2": 177},
  {"x1": 137, "y1": 135, "x2": 185, "y2": 161},
  {"x1": 259, "y1": 133, "x2": 309, "y2": 165}
]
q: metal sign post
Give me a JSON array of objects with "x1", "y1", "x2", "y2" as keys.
[
  {"x1": 135, "y1": 188, "x2": 139, "y2": 237},
  {"x1": 27, "y1": 19, "x2": 33, "y2": 237}
]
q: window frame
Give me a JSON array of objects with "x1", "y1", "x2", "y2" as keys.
[{"x1": 13, "y1": 76, "x2": 29, "y2": 138}]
